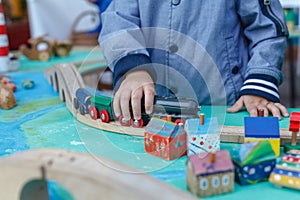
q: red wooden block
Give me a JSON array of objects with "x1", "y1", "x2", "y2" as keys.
[{"x1": 289, "y1": 112, "x2": 300, "y2": 132}]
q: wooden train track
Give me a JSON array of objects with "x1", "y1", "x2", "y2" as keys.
[
  {"x1": 45, "y1": 63, "x2": 145, "y2": 136},
  {"x1": 45, "y1": 63, "x2": 299, "y2": 144},
  {"x1": 0, "y1": 149, "x2": 196, "y2": 200}
]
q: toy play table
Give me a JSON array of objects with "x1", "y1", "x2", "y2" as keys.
[{"x1": 1, "y1": 49, "x2": 300, "y2": 200}]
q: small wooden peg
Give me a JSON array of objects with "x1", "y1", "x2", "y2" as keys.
[
  {"x1": 292, "y1": 132, "x2": 298, "y2": 146},
  {"x1": 167, "y1": 115, "x2": 172, "y2": 122},
  {"x1": 258, "y1": 109, "x2": 264, "y2": 117},
  {"x1": 200, "y1": 113, "x2": 205, "y2": 125},
  {"x1": 210, "y1": 151, "x2": 216, "y2": 163}
]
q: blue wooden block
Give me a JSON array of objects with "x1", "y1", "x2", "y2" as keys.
[{"x1": 244, "y1": 117, "x2": 279, "y2": 138}]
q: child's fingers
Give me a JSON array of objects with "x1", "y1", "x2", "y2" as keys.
[
  {"x1": 144, "y1": 85, "x2": 155, "y2": 114},
  {"x1": 226, "y1": 97, "x2": 243, "y2": 113},
  {"x1": 131, "y1": 87, "x2": 143, "y2": 120},
  {"x1": 113, "y1": 93, "x2": 121, "y2": 118},
  {"x1": 120, "y1": 91, "x2": 132, "y2": 121},
  {"x1": 274, "y1": 103, "x2": 289, "y2": 117}
]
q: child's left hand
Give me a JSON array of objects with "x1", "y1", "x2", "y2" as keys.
[{"x1": 227, "y1": 95, "x2": 289, "y2": 120}]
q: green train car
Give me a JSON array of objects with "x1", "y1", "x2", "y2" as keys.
[
  {"x1": 89, "y1": 94, "x2": 114, "y2": 123},
  {"x1": 74, "y1": 88, "x2": 145, "y2": 128}
]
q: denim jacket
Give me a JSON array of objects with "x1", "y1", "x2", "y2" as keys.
[{"x1": 99, "y1": 0, "x2": 288, "y2": 105}]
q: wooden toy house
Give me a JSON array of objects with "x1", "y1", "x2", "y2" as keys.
[
  {"x1": 144, "y1": 117, "x2": 186, "y2": 160},
  {"x1": 269, "y1": 149, "x2": 300, "y2": 190},
  {"x1": 284, "y1": 112, "x2": 300, "y2": 152},
  {"x1": 184, "y1": 116, "x2": 220, "y2": 156},
  {"x1": 244, "y1": 117, "x2": 280, "y2": 156},
  {"x1": 232, "y1": 141, "x2": 277, "y2": 185},
  {"x1": 186, "y1": 150, "x2": 234, "y2": 197}
]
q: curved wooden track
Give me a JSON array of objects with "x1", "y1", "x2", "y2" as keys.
[
  {"x1": 0, "y1": 149, "x2": 197, "y2": 200},
  {"x1": 45, "y1": 63, "x2": 144, "y2": 136},
  {"x1": 45, "y1": 63, "x2": 298, "y2": 144}
]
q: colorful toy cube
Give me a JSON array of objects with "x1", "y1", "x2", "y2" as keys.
[
  {"x1": 244, "y1": 117, "x2": 280, "y2": 156},
  {"x1": 269, "y1": 149, "x2": 300, "y2": 190},
  {"x1": 186, "y1": 150, "x2": 234, "y2": 197},
  {"x1": 185, "y1": 117, "x2": 220, "y2": 156},
  {"x1": 144, "y1": 117, "x2": 186, "y2": 160},
  {"x1": 232, "y1": 141, "x2": 277, "y2": 185}
]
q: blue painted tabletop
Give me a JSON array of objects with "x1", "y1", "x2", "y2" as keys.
[{"x1": 1, "y1": 49, "x2": 300, "y2": 200}]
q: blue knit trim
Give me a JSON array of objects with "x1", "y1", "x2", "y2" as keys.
[{"x1": 239, "y1": 74, "x2": 280, "y2": 102}]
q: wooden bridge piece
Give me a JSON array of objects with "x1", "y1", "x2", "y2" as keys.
[
  {"x1": 0, "y1": 149, "x2": 196, "y2": 200},
  {"x1": 45, "y1": 63, "x2": 145, "y2": 136}
]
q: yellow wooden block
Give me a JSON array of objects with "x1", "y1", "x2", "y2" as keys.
[{"x1": 244, "y1": 138, "x2": 280, "y2": 157}]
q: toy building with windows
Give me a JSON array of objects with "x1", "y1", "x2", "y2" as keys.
[
  {"x1": 184, "y1": 116, "x2": 220, "y2": 156},
  {"x1": 186, "y1": 150, "x2": 234, "y2": 197},
  {"x1": 232, "y1": 141, "x2": 277, "y2": 185},
  {"x1": 144, "y1": 117, "x2": 186, "y2": 160}
]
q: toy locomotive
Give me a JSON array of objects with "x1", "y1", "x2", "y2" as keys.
[{"x1": 73, "y1": 88, "x2": 200, "y2": 128}]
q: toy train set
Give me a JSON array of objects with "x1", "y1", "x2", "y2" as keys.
[
  {"x1": 73, "y1": 88, "x2": 200, "y2": 128},
  {"x1": 44, "y1": 63, "x2": 300, "y2": 198}
]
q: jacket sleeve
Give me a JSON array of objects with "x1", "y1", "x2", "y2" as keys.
[
  {"x1": 98, "y1": 0, "x2": 152, "y2": 86},
  {"x1": 237, "y1": 0, "x2": 288, "y2": 102}
]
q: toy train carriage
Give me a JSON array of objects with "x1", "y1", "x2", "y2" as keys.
[
  {"x1": 73, "y1": 88, "x2": 92, "y2": 115},
  {"x1": 73, "y1": 88, "x2": 114, "y2": 123},
  {"x1": 73, "y1": 88, "x2": 145, "y2": 127},
  {"x1": 151, "y1": 96, "x2": 200, "y2": 124},
  {"x1": 119, "y1": 96, "x2": 200, "y2": 127},
  {"x1": 89, "y1": 94, "x2": 114, "y2": 123}
]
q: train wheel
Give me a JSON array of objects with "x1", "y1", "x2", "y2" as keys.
[
  {"x1": 89, "y1": 106, "x2": 98, "y2": 120},
  {"x1": 79, "y1": 105, "x2": 85, "y2": 115},
  {"x1": 73, "y1": 98, "x2": 79, "y2": 110},
  {"x1": 174, "y1": 119, "x2": 185, "y2": 126},
  {"x1": 131, "y1": 118, "x2": 143, "y2": 128},
  {"x1": 118, "y1": 115, "x2": 131, "y2": 126},
  {"x1": 100, "y1": 110, "x2": 110, "y2": 123}
]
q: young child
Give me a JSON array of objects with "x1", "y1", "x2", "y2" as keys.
[{"x1": 99, "y1": 0, "x2": 289, "y2": 122}]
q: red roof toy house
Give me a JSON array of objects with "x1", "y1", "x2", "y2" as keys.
[
  {"x1": 144, "y1": 117, "x2": 186, "y2": 160},
  {"x1": 244, "y1": 117, "x2": 280, "y2": 156},
  {"x1": 186, "y1": 150, "x2": 234, "y2": 197},
  {"x1": 284, "y1": 112, "x2": 300, "y2": 152}
]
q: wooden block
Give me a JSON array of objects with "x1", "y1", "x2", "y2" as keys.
[
  {"x1": 0, "y1": 83, "x2": 16, "y2": 109},
  {"x1": 232, "y1": 141, "x2": 277, "y2": 185},
  {"x1": 144, "y1": 118, "x2": 187, "y2": 160},
  {"x1": 284, "y1": 142, "x2": 300, "y2": 153},
  {"x1": 185, "y1": 118, "x2": 220, "y2": 156},
  {"x1": 269, "y1": 150, "x2": 300, "y2": 190},
  {"x1": 244, "y1": 117, "x2": 280, "y2": 156},
  {"x1": 187, "y1": 150, "x2": 234, "y2": 197}
]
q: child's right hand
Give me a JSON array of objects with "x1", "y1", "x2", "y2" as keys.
[{"x1": 113, "y1": 70, "x2": 155, "y2": 122}]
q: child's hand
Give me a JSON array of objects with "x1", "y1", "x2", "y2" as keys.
[
  {"x1": 227, "y1": 95, "x2": 289, "y2": 120},
  {"x1": 113, "y1": 70, "x2": 155, "y2": 122}
]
